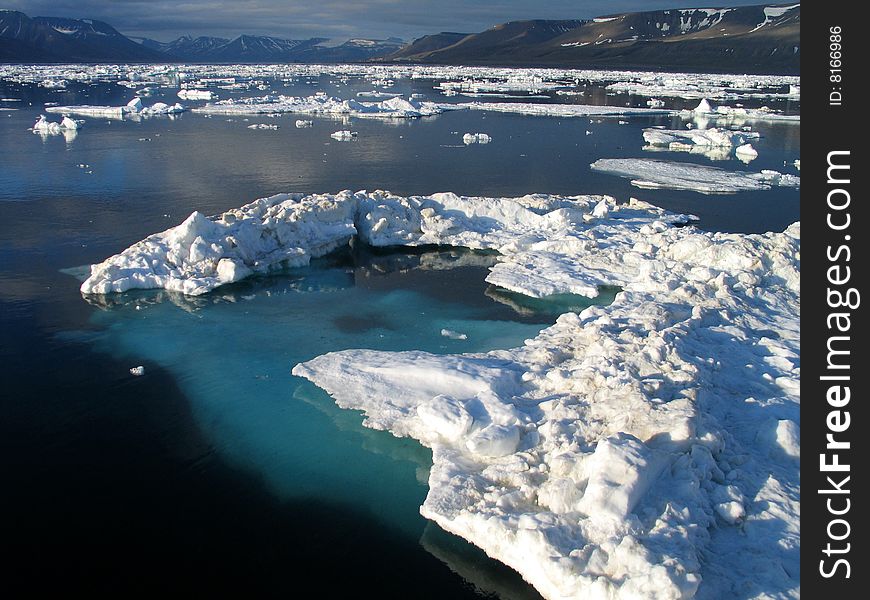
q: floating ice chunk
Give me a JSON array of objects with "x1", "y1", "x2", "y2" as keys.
[
  {"x1": 693, "y1": 98, "x2": 713, "y2": 113},
  {"x1": 356, "y1": 90, "x2": 403, "y2": 98},
  {"x1": 793, "y1": 159, "x2": 800, "y2": 171},
  {"x1": 295, "y1": 119, "x2": 313, "y2": 128},
  {"x1": 591, "y1": 158, "x2": 800, "y2": 193},
  {"x1": 129, "y1": 366, "x2": 145, "y2": 376},
  {"x1": 32, "y1": 114, "x2": 81, "y2": 136},
  {"x1": 643, "y1": 128, "x2": 749, "y2": 161},
  {"x1": 440, "y1": 328, "x2": 468, "y2": 340},
  {"x1": 735, "y1": 143, "x2": 758, "y2": 163},
  {"x1": 248, "y1": 123, "x2": 279, "y2": 130},
  {"x1": 462, "y1": 132, "x2": 491, "y2": 144},
  {"x1": 194, "y1": 93, "x2": 442, "y2": 119},
  {"x1": 60, "y1": 116, "x2": 79, "y2": 130},
  {"x1": 81, "y1": 192, "x2": 358, "y2": 296},
  {"x1": 643, "y1": 127, "x2": 759, "y2": 151},
  {"x1": 447, "y1": 101, "x2": 670, "y2": 118},
  {"x1": 330, "y1": 130, "x2": 357, "y2": 141},
  {"x1": 46, "y1": 100, "x2": 185, "y2": 119},
  {"x1": 178, "y1": 89, "x2": 215, "y2": 100},
  {"x1": 646, "y1": 98, "x2": 665, "y2": 108},
  {"x1": 139, "y1": 102, "x2": 185, "y2": 116}
]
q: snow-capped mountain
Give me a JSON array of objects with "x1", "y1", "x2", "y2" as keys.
[
  {"x1": 389, "y1": 3, "x2": 800, "y2": 73},
  {"x1": 2, "y1": 4, "x2": 799, "y2": 73},
  {"x1": 0, "y1": 9, "x2": 168, "y2": 62},
  {"x1": 137, "y1": 33, "x2": 404, "y2": 63}
]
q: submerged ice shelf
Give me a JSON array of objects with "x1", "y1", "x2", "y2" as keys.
[{"x1": 81, "y1": 189, "x2": 800, "y2": 599}]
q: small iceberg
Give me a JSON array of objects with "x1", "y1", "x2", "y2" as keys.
[
  {"x1": 330, "y1": 130, "x2": 358, "y2": 141},
  {"x1": 462, "y1": 132, "x2": 491, "y2": 145},
  {"x1": 735, "y1": 143, "x2": 759, "y2": 163},
  {"x1": 178, "y1": 89, "x2": 215, "y2": 101}
]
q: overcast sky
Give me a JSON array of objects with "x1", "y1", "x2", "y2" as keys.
[{"x1": 7, "y1": 1, "x2": 777, "y2": 41}]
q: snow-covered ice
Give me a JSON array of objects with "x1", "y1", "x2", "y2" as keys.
[
  {"x1": 178, "y1": 89, "x2": 216, "y2": 100},
  {"x1": 289, "y1": 196, "x2": 800, "y2": 599},
  {"x1": 462, "y1": 132, "x2": 492, "y2": 145},
  {"x1": 81, "y1": 187, "x2": 800, "y2": 599},
  {"x1": 330, "y1": 130, "x2": 358, "y2": 141},
  {"x1": 591, "y1": 159, "x2": 799, "y2": 193},
  {"x1": 46, "y1": 97, "x2": 185, "y2": 119},
  {"x1": 735, "y1": 143, "x2": 759, "y2": 163},
  {"x1": 448, "y1": 102, "x2": 670, "y2": 119},
  {"x1": 441, "y1": 329, "x2": 469, "y2": 340},
  {"x1": 685, "y1": 98, "x2": 799, "y2": 125},
  {"x1": 642, "y1": 128, "x2": 760, "y2": 161},
  {"x1": 194, "y1": 93, "x2": 443, "y2": 119},
  {"x1": 31, "y1": 114, "x2": 81, "y2": 135}
]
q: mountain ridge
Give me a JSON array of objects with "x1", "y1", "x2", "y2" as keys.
[{"x1": 1, "y1": 4, "x2": 799, "y2": 73}]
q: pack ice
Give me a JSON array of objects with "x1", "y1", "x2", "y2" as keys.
[{"x1": 81, "y1": 190, "x2": 799, "y2": 598}]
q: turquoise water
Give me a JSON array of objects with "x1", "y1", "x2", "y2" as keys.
[{"x1": 78, "y1": 248, "x2": 597, "y2": 548}]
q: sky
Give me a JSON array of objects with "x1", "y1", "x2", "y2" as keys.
[{"x1": 6, "y1": 1, "x2": 781, "y2": 42}]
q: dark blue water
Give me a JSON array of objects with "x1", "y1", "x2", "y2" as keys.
[{"x1": 0, "y1": 71, "x2": 798, "y2": 596}]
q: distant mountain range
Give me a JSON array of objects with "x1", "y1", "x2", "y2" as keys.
[
  {"x1": 390, "y1": 4, "x2": 800, "y2": 73},
  {"x1": 134, "y1": 34, "x2": 406, "y2": 63},
  {"x1": 1, "y1": 4, "x2": 799, "y2": 74}
]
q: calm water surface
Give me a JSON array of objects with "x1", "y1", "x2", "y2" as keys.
[{"x1": 0, "y1": 72, "x2": 798, "y2": 596}]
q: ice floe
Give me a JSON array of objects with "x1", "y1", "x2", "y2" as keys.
[
  {"x1": 330, "y1": 130, "x2": 357, "y2": 141},
  {"x1": 462, "y1": 132, "x2": 492, "y2": 145},
  {"x1": 735, "y1": 143, "x2": 759, "y2": 163},
  {"x1": 178, "y1": 89, "x2": 216, "y2": 100},
  {"x1": 80, "y1": 191, "x2": 688, "y2": 298},
  {"x1": 31, "y1": 114, "x2": 81, "y2": 135},
  {"x1": 591, "y1": 158, "x2": 800, "y2": 193},
  {"x1": 685, "y1": 98, "x2": 799, "y2": 125},
  {"x1": 45, "y1": 97, "x2": 185, "y2": 119},
  {"x1": 80, "y1": 187, "x2": 799, "y2": 599},
  {"x1": 448, "y1": 102, "x2": 670, "y2": 119},
  {"x1": 642, "y1": 127, "x2": 760, "y2": 161},
  {"x1": 193, "y1": 93, "x2": 443, "y2": 119}
]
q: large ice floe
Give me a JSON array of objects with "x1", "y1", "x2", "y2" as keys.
[
  {"x1": 46, "y1": 96, "x2": 186, "y2": 119},
  {"x1": 81, "y1": 189, "x2": 799, "y2": 599},
  {"x1": 591, "y1": 159, "x2": 800, "y2": 193}
]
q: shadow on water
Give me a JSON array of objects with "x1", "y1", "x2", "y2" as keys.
[
  {"x1": 0, "y1": 305, "x2": 537, "y2": 597},
  {"x1": 12, "y1": 245, "x2": 603, "y2": 597},
  {"x1": 81, "y1": 243, "x2": 615, "y2": 325}
]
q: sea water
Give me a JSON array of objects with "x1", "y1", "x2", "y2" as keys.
[{"x1": 0, "y1": 71, "x2": 798, "y2": 596}]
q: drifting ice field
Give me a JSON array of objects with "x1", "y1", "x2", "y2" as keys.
[{"x1": 1, "y1": 64, "x2": 799, "y2": 599}]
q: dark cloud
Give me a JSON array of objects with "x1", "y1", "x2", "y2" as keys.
[{"x1": 6, "y1": 1, "x2": 775, "y2": 41}]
